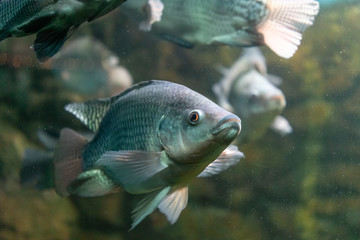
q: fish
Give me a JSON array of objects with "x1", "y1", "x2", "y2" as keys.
[
  {"x1": 0, "y1": 0, "x2": 127, "y2": 62},
  {"x1": 213, "y1": 47, "x2": 290, "y2": 142},
  {"x1": 51, "y1": 36, "x2": 133, "y2": 97},
  {"x1": 121, "y1": 0, "x2": 320, "y2": 58},
  {"x1": 53, "y1": 80, "x2": 244, "y2": 229}
]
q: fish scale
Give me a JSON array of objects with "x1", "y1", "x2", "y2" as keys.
[
  {"x1": 82, "y1": 82, "x2": 177, "y2": 168},
  {"x1": 0, "y1": 0, "x2": 54, "y2": 35}
]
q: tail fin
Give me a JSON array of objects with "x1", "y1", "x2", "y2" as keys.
[
  {"x1": 257, "y1": 0, "x2": 320, "y2": 58},
  {"x1": 53, "y1": 128, "x2": 87, "y2": 197}
]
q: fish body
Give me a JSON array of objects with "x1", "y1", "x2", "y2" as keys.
[
  {"x1": 0, "y1": 0, "x2": 126, "y2": 61},
  {"x1": 54, "y1": 80, "x2": 243, "y2": 228},
  {"x1": 213, "y1": 47, "x2": 289, "y2": 142},
  {"x1": 121, "y1": 0, "x2": 320, "y2": 58}
]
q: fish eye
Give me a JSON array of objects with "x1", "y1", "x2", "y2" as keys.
[
  {"x1": 248, "y1": 92, "x2": 258, "y2": 104},
  {"x1": 188, "y1": 110, "x2": 203, "y2": 125}
]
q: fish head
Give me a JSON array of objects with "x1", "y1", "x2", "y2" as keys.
[
  {"x1": 230, "y1": 69, "x2": 286, "y2": 119},
  {"x1": 158, "y1": 94, "x2": 241, "y2": 164}
]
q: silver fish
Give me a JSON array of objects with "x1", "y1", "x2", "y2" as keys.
[
  {"x1": 0, "y1": 0, "x2": 126, "y2": 62},
  {"x1": 54, "y1": 80, "x2": 244, "y2": 229},
  {"x1": 213, "y1": 47, "x2": 288, "y2": 142},
  {"x1": 121, "y1": 0, "x2": 320, "y2": 58}
]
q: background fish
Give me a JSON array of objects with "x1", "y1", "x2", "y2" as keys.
[
  {"x1": 213, "y1": 47, "x2": 291, "y2": 142},
  {"x1": 0, "y1": 0, "x2": 126, "y2": 62},
  {"x1": 121, "y1": 0, "x2": 320, "y2": 58},
  {"x1": 54, "y1": 80, "x2": 244, "y2": 229},
  {"x1": 51, "y1": 36, "x2": 133, "y2": 98}
]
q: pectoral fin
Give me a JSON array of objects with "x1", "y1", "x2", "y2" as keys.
[
  {"x1": 95, "y1": 150, "x2": 167, "y2": 189},
  {"x1": 158, "y1": 186, "x2": 188, "y2": 224},
  {"x1": 198, "y1": 145, "x2": 244, "y2": 178},
  {"x1": 131, "y1": 186, "x2": 171, "y2": 230},
  {"x1": 33, "y1": 27, "x2": 71, "y2": 62}
]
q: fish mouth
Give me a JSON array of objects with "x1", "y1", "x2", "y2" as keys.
[
  {"x1": 270, "y1": 94, "x2": 286, "y2": 109},
  {"x1": 211, "y1": 114, "x2": 241, "y2": 136}
]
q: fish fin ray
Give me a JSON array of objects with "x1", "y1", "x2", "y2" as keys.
[
  {"x1": 33, "y1": 27, "x2": 70, "y2": 62},
  {"x1": 53, "y1": 128, "x2": 88, "y2": 196},
  {"x1": 68, "y1": 169, "x2": 120, "y2": 197},
  {"x1": 257, "y1": 0, "x2": 319, "y2": 58},
  {"x1": 131, "y1": 187, "x2": 171, "y2": 230},
  {"x1": 65, "y1": 98, "x2": 115, "y2": 132},
  {"x1": 198, "y1": 145, "x2": 244, "y2": 177},
  {"x1": 158, "y1": 186, "x2": 188, "y2": 224},
  {"x1": 95, "y1": 150, "x2": 167, "y2": 188}
]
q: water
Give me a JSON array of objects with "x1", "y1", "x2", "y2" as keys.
[{"x1": 0, "y1": 1, "x2": 360, "y2": 240}]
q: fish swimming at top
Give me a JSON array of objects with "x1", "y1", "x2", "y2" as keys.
[
  {"x1": 0, "y1": 0, "x2": 127, "y2": 62},
  {"x1": 53, "y1": 80, "x2": 244, "y2": 229},
  {"x1": 121, "y1": 0, "x2": 320, "y2": 58}
]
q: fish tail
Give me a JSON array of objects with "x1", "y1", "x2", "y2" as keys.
[
  {"x1": 257, "y1": 0, "x2": 320, "y2": 58},
  {"x1": 53, "y1": 128, "x2": 88, "y2": 197}
]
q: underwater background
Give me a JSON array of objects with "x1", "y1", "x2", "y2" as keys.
[{"x1": 0, "y1": 1, "x2": 360, "y2": 239}]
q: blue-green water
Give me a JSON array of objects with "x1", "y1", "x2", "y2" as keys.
[{"x1": 0, "y1": 2, "x2": 360, "y2": 240}]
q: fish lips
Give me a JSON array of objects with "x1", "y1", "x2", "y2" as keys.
[{"x1": 211, "y1": 114, "x2": 241, "y2": 138}]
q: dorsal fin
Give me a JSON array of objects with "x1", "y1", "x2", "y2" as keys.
[
  {"x1": 65, "y1": 80, "x2": 165, "y2": 132},
  {"x1": 65, "y1": 97, "x2": 115, "y2": 132}
]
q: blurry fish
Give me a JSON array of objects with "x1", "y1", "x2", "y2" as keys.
[
  {"x1": 51, "y1": 36, "x2": 133, "y2": 97},
  {"x1": 54, "y1": 80, "x2": 244, "y2": 229},
  {"x1": 20, "y1": 128, "x2": 60, "y2": 190},
  {"x1": 213, "y1": 48, "x2": 290, "y2": 142},
  {"x1": 0, "y1": 0, "x2": 127, "y2": 62},
  {"x1": 121, "y1": 0, "x2": 320, "y2": 58}
]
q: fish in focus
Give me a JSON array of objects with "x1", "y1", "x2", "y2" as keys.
[
  {"x1": 51, "y1": 36, "x2": 133, "y2": 97},
  {"x1": 213, "y1": 47, "x2": 291, "y2": 142},
  {"x1": 0, "y1": 0, "x2": 127, "y2": 62},
  {"x1": 121, "y1": 0, "x2": 320, "y2": 58},
  {"x1": 54, "y1": 80, "x2": 244, "y2": 229}
]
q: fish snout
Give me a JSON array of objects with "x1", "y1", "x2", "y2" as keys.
[
  {"x1": 271, "y1": 94, "x2": 286, "y2": 109},
  {"x1": 211, "y1": 114, "x2": 241, "y2": 136}
]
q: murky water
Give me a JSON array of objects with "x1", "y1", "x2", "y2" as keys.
[{"x1": 0, "y1": 1, "x2": 359, "y2": 239}]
